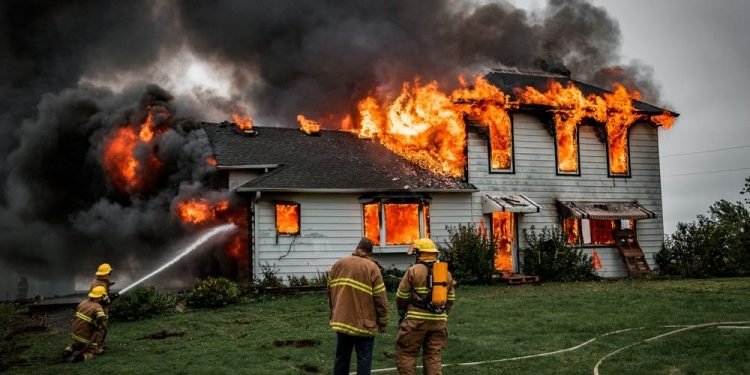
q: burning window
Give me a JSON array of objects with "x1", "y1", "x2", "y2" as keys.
[
  {"x1": 555, "y1": 125, "x2": 579, "y2": 175},
  {"x1": 607, "y1": 131, "x2": 631, "y2": 176},
  {"x1": 363, "y1": 202, "x2": 430, "y2": 246},
  {"x1": 275, "y1": 203, "x2": 300, "y2": 235},
  {"x1": 489, "y1": 114, "x2": 513, "y2": 172},
  {"x1": 491, "y1": 212, "x2": 514, "y2": 272},
  {"x1": 562, "y1": 218, "x2": 634, "y2": 246}
]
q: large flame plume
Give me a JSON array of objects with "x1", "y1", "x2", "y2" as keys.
[
  {"x1": 350, "y1": 75, "x2": 674, "y2": 178},
  {"x1": 175, "y1": 197, "x2": 248, "y2": 261},
  {"x1": 103, "y1": 111, "x2": 164, "y2": 194}
]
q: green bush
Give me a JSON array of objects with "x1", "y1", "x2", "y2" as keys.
[
  {"x1": 656, "y1": 199, "x2": 750, "y2": 278},
  {"x1": 109, "y1": 285, "x2": 175, "y2": 321},
  {"x1": 309, "y1": 271, "x2": 328, "y2": 286},
  {"x1": 440, "y1": 223, "x2": 495, "y2": 284},
  {"x1": 521, "y1": 226, "x2": 599, "y2": 282},
  {"x1": 382, "y1": 267, "x2": 405, "y2": 292},
  {"x1": 186, "y1": 277, "x2": 241, "y2": 308},
  {"x1": 256, "y1": 263, "x2": 285, "y2": 289},
  {"x1": 287, "y1": 275, "x2": 309, "y2": 287}
]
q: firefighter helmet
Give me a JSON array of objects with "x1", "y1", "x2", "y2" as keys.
[
  {"x1": 411, "y1": 238, "x2": 438, "y2": 253},
  {"x1": 89, "y1": 286, "x2": 107, "y2": 299},
  {"x1": 95, "y1": 263, "x2": 112, "y2": 276}
]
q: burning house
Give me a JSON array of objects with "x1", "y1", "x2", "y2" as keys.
[{"x1": 202, "y1": 69, "x2": 677, "y2": 280}]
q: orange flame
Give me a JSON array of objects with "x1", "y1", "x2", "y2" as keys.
[
  {"x1": 563, "y1": 219, "x2": 580, "y2": 244},
  {"x1": 296, "y1": 115, "x2": 321, "y2": 135},
  {"x1": 592, "y1": 249, "x2": 603, "y2": 270},
  {"x1": 231, "y1": 109, "x2": 254, "y2": 131},
  {"x1": 492, "y1": 212, "x2": 514, "y2": 272},
  {"x1": 103, "y1": 113, "x2": 162, "y2": 193},
  {"x1": 357, "y1": 96, "x2": 384, "y2": 139},
  {"x1": 175, "y1": 199, "x2": 229, "y2": 224},
  {"x1": 603, "y1": 84, "x2": 639, "y2": 175},
  {"x1": 651, "y1": 110, "x2": 675, "y2": 129},
  {"x1": 384, "y1": 204, "x2": 420, "y2": 245},
  {"x1": 206, "y1": 156, "x2": 218, "y2": 166},
  {"x1": 276, "y1": 203, "x2": 300, "y2": 234},
  {"x1": 363, "y1": 203, "x2": 381, "y2": 246}
]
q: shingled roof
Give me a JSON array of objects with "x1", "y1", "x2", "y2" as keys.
[
  {"x1": 485, "y1": 68, "x2": 678, "y2": 115},
  {"x1": 202, "y1": 123, "x2": 477, "y2": 193}
]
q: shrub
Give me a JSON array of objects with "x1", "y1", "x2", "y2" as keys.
[
  {"x1": 256, "y1": 263, "x2": 285, "y2": 289},
  {"x1": 186, "y1": 277, "x2": 241, "y2": 308},
  {"x1": 287, "y1": 275, "x2": 309, "y2": 287},
  {"x1": 440, "y1": 223, "x2": 495, "y2": 283},
  {"x1": 382, "y1": 267, "x2": 406, "y2": 292},
  {"x1": 521, "y1": 226, "x2": 598, "y2": 282},
  {"x1": 656, "y1": 199, "x2": 750, "y2": 278},
  {"x1": 309, "y1": 271, "x2": 328, "y2": 286},
  {"x1": 109, "y1": 285, "x2": 175, "y2": 321}
]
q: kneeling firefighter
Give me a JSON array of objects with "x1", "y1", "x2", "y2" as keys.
[
  {"x1": 63, "y1": 286, "x2": 108, "y2": 362},
  {"x1": 395, "y1": 238, "x2": 456, "y2": 375}
]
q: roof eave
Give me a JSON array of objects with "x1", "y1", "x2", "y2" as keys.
[{"x1": 235, "y1": 186, "x2": 479, "y2": 194}]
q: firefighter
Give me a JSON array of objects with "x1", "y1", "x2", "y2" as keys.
[
  {"x1": 328, "y1": 237, "x2": 388, "y2": 375},
  {"x1": 90, "y1": 263, "x2": 117, "y2": 351},
  {"x1": 62, "y1": 286, "x2": 108, "y2": 362},
  {"x1": 395, "y1": 238, "x2": 456, "y2": 375}
]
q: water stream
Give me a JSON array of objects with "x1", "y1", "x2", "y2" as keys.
[{"x1": 119, "y1": 223, "x2": 237, "y2": 294}]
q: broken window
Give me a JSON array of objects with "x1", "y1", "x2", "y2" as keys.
[
  {"x1": 363, "y1": 202, "x2": 430, "y2": 246},
  {"x1": 489, "y1": 114, "x2": 514, "y2": 173},
  {"x1": 562, "y1": 218, "x2": 634, "y2": 246},
  {"x1": 555, "y1": 125, "x2": 580, "y2": 175},
  {"x1": 275, "y1": 202, "x2": 300, "y2": 235}
]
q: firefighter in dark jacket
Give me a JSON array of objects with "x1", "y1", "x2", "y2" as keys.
[
  {"x1": 62, "y1": 286, "x2": 108, "y2": 362},
  {"x1": 89, "y1": 263, "x2": 116, "y2": 351},
  {"x1": 328, "y1": 237, "x2": 388, "y2": 375},
  {"x1": 395, "y1": 238, "x2": 456, "y2": 375}
]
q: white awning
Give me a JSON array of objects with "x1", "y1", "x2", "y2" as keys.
[
  {"x1": 482, "y1": 194, "x2": 541, "y2": 214},
  {"x1": 557, "y1": 200, "x2": 656, "y2": 220}
]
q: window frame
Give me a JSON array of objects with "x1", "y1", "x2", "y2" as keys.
[
  {"x1": 274, "y1": 201, "x2": 301, "y2": 236},
  {"x1": 561, "y1": 218, "x2": 636, "y2": 247},
  {"x1": 488, "y1": 114, "x2": 515, "y2": 174},
  {"x1": 606, "y1": 129, "x2": 633, "y2": 178},
  {"x1": 554, "y1": 124, "x2": 581, "y2": 176},
  {"x1": 361, "y1": 199, "x2": 431, "y2": 248}
]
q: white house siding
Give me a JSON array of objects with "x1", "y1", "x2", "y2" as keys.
[
  {"x1": 466, "y1": 113, "x2": 664, "y2": 278},
  {"x1": 250, "y1": 191, "x2": 475, "y2": 280}
]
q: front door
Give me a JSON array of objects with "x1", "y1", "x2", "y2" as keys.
[{"x1": 492, "y1": 212, "x2": 515, "y2": 273}]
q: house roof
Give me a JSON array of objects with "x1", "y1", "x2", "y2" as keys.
[
  {"x1": 485, "y1": 68, "x2": 678, "y2": 116},
  {"x1": 202, "y1": 123, "x2": 477, "y2": 193}
]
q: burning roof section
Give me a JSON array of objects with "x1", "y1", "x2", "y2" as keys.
[{"x1": 202, "y1": 123, "x2": 476, "y2": 192}]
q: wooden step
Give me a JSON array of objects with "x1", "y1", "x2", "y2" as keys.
[{"x1": 500, "y1": 274, "x2": 540, "y2": 285}]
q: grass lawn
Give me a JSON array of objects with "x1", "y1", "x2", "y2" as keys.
[{"x1": 3, "y1": 278, "x2": 750, "y2": 374}]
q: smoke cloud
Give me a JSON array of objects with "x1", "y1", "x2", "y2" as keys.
[{"x1": 0, "y1": 0, "x2": 663, "y2": 295}]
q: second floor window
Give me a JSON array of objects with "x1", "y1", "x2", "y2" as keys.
[{"x1": 489, "y1": 114, "x2": 514, "y2": 173}]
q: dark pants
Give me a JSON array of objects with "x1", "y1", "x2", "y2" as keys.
[{"x1": 333, "y1": 332, "x2": 374, "y2": 375}]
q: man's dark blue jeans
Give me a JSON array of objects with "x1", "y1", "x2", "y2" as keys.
[{"x1": 333, "y1": 332, "x2": 374, "y2": 375}]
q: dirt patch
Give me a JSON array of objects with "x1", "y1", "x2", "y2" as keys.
[
  {"x1": 137, "y1": 330, "x2": 186, "y2": 340},
  {"x1": 273, "y1": 339, "x2": 320, "y2": 348},
  {"x1": 296, "y1": 363, "x2": 320, "y2": 373}
]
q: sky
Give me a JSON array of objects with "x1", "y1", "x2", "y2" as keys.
[{"x1": 590, "y1": 0, "x2": 750, "y2": 232}]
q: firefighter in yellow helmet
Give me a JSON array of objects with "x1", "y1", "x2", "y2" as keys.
[
  {"x1": 395, "y1": 238, "x2": 456, "y2": 375},
  {"x1": 62, "y1": 286, "x2": 108, "y2": 362},
  {"x1": 89, "y1": 263, "x2": 117, "y2": 351}
]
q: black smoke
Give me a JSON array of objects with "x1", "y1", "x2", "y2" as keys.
[{"x1": 0, "y1": 0, "x2": 664, "y2": 295}]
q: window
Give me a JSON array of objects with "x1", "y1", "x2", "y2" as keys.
[
  {"x1": 606, "y1": 130, "x2": 631, "y2": 177},
  {"x1": 563, "y1": 218, "x2": 634, "y2": 246},
  {"x1": 362, "y1": 201, "x2": 430, "y2": 246},
  {"x1": 555, "y1": 124, "x2": 580, "y2": 175},
  {"x1": 491, "y1": 212, "x2": 514, "y2": 271},
  {"x1": 275, "y1": 202, "x2": 300, "y2": 235},
  {"x1": 489, "y1": 113, "x2": 514, "y2": 173}
]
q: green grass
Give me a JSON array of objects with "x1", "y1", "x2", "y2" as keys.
[{"x1": 5, "y1": 278, "x2": 750, "y2": 374}]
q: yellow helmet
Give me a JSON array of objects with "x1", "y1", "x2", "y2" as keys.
[
  {"x1": 95, "y1": 263, "x2": 112, "y2": 276},
  {"x1": 412, "y1": 238, "x2": 438, "y2": 253},
  {"x1": 89, "y1": 286, "x2": 107, "y2": 299}
]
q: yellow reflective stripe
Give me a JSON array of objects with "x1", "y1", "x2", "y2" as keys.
[
  {"x1": 395, "y1": 290, "x2": 410, "y2": 299},
  {"x1": 71, "y1": 333, "x2": 90, "y2": 344},
  {"x1": 329, "y1": 277, "x2": 371, "y2": 291},
  {"x1": 96, "y1": 312, "x2": 107, "y2": 319},
  {"x1": 75, "y1": 312, "x2": 93, "y2": 323},
  {"x1": 372, "y1": 283, "x2": 386, "y2": 294},
  {"x1": 447, "y1": 293, "x2": 456, "y2": 301},
  {"x1": 406, "y1": 311, "x2": 448, "y2": 321},
  {"x1": 413, "y1": 287, "x2": 429, "y2": 295},
  {"x1": 330, "y1": 322, "x2": 374, "y2": 336},
  {"x1": 329, "y1": 280, "x2": 373, "y2": 295}
]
